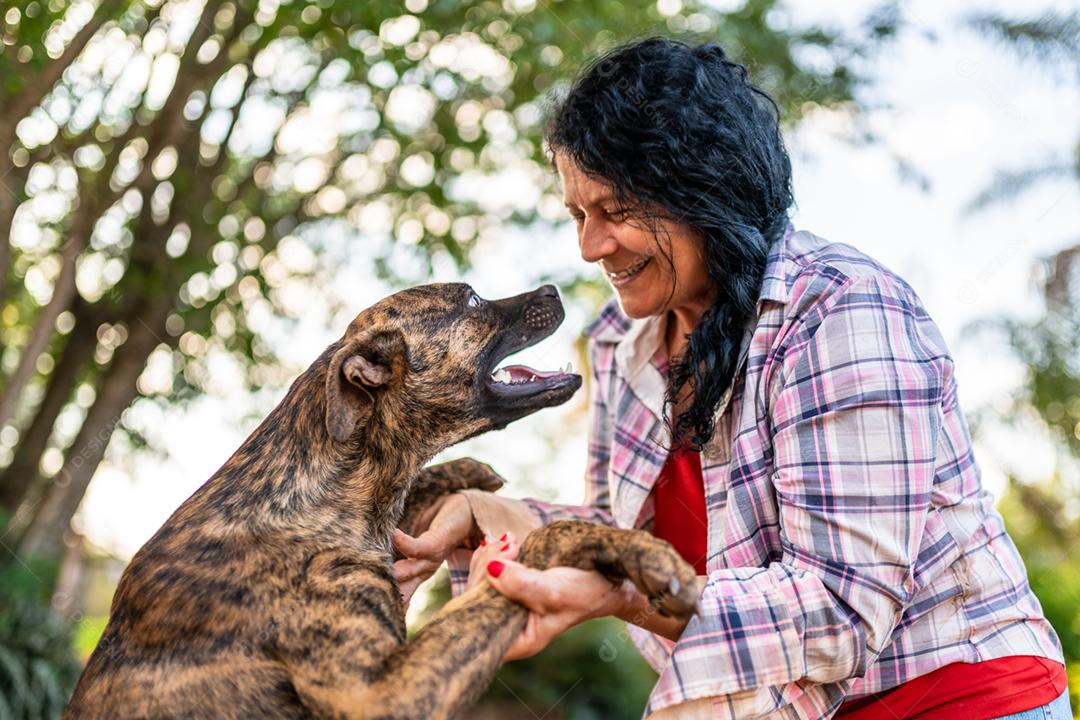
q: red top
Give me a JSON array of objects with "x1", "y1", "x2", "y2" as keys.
[
  {"x1": 836, "y1": 655, "x2": 1067, "y2": 719},
  {"x1": 651, "y1": 446, "x2": 708, "y2": 574},
  {"x1": 649, "y1": 446, "x2": 1067, "y2": 718}
]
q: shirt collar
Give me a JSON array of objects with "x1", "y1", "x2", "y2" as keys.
[{"x1": 756, "y1": 221, "x2": 793, "y2": 311}]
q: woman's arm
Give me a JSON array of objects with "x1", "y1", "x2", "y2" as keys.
[{"x1": 481, "y1": 273, "x2": 952, "y2": 718}]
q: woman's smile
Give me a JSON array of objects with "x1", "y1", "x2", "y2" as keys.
[{"x1": 604, "y1": 255, "x2": 653, "y2": 287}]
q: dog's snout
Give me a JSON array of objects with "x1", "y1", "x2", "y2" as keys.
[
  {"x1": 523, "y1": 285, "x2": 563, "y2": 331},
  {"x1": 524, "y1": 304, "x2": 559, "y2": 330}
]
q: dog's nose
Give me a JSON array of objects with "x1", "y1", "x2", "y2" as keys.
[{"x1": 538, "y1": 284, "x2": 559, "y2": 299}]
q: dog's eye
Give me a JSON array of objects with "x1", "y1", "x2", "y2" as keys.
[{"x1": 467, "y1": 292, "x2": 485, "y2": 309}]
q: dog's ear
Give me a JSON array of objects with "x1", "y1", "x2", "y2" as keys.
[{"x1": 325, "y1": 328, "x2": 406, "y2": 443}]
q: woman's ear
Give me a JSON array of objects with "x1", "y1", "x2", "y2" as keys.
[{"x1": 324, "y1": 328, "x2": 406, "y2": 443}]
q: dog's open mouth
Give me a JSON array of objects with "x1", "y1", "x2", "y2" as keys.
[
  {"x1": 476, "y1": 285, "x2": 583, "y2": 423},
  {"x1": 479, "y1": 353, "x2": 581, "y2": 428},
  {"x1": 486, "y1": 362, "x2": 578, "y2": 399}
]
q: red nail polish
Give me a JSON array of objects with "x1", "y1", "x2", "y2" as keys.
[
  {"x1": 500, "y1": 544, "x2": 509, "y2": 552},
  {"x1": 499, "y1": 533, "x2": 507, "y2": 541},
  {"x1": 487, "y1": 560, "x2": 505, "y2": 578}
]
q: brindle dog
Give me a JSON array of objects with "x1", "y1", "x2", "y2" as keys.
[{"x1": 64, "y1": 283, "x2": 698, "y2": 720}]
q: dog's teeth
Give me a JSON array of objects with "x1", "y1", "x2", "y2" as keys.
[
  {"x1": 668, "y1": 578, "x2": 681, "y2": 595},
  {"x1": 492, "y1": 368, "x2": 510, "y2": 384},
  {"x1": 564, "y1": 361, "x2": 573, "y2": 373}
]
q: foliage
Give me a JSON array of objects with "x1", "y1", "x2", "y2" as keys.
[
  {"x1": 966, "y1": 10, "x2": 1080, "y2": 71},
  {"x1": 483, "y1": 618, "x2": 657, "y2": 720},
  {"x1": 996, "y1": 249, "x2": 1080, "y2": 458},
  {"x1": 966, "y1": 8, "x2": 1080, "y2": 716},
  {"x1": 0, "y1": 557, "x2": 80, "y2": 720},
  {"x1": 962, "y1": 9, "x2": 1080, "y2": 213},
  {"x1": 0, "y1": 0, "x2": 887, "y2": 568}
]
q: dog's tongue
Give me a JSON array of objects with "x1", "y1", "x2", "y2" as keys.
[
  {"x1": 501, "y1": 364, "x2": 562, "y2": 382},
  {"x1": 491, "y1": 362, "x2": 574, "y2": 385}
]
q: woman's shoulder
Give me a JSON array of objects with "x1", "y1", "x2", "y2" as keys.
[
  {"x1": 777, "y1": 228, "x2": 953, "y2": 365},
  {"x1": 782, "y1": 228, "x2": 928, "y2": 315}
]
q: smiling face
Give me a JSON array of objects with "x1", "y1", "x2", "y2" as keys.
[{"x1": 556, "y1": 153, "x2": 717, "y2": 330}]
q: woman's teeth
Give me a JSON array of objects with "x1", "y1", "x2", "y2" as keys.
[{"x1": 607, "y1": 256, "x2": 650, "y2": 280}]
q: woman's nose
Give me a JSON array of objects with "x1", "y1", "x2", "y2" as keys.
[{"x1": 578, "y1": 220, "x2": 618, "y2": 263}]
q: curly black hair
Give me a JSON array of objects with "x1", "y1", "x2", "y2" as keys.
[{"x1": 545, "y1": 37, "x2": 794, "y2": 451}]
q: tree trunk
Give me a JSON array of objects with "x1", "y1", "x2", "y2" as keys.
[
  {"x1": 0, "y1": 231, "x2": 86, "y2": 429},
  {"x1": 0, "y1": 172, "x2": 15, "y2": 332},
  {"x1": 18, "y1": 295, "x2": 172, "y2": 562},
  {"x1": 0, "y1": 299, "x2": 103, "y2": 518}
]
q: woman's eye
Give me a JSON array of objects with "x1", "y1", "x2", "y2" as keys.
[{"x1": 467, "y1": 293, "x2": 484, "y2": 308}]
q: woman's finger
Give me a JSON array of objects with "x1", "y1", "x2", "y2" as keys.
[
  {"x1": 484, "y1": 559, "x2": 555, "y2": 612},
  {"x1": 394, "y1": 494, "x2": 477, "y2": 562},
  {"x1": 393, "y1": 556, "x2": 440, "y2": 583},
  {"x1": 392, "y1": 527, "x2": 451, "y2": 561},
  {"x1": 466, "y1": 533, "x2": 519, "y2": 590}
]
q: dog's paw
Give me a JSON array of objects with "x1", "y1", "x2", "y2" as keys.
[
  {"x1": 423, "y1": 457, "x2": 504, "y2": 494},
  {"x1": 623, "y1": 535, "x2": 700, "y2": 621},
  {"x1": 400, "y1": 459, "x2": 503, "y2": 538},
  {"x1": 447, "y1": 457, "x2": 504, "y2": 493},
  {"x1": 518, "y1": 522, "x2": 700, "y2": 621}
]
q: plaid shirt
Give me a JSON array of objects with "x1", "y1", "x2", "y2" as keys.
[{"x1": 519, "y1": 224, "x2": 1063, "y2": 718}]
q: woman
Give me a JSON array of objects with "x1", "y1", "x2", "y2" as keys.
[{"x1": 394, "y1": 39, "x2": 1070, "y2": 719}]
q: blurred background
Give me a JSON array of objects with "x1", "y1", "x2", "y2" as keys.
[{"x1": 0, "y1": 0, "x2": 1077, "y2": 717}]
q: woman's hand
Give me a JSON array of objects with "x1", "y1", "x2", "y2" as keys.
[
  {"x1": 468, "y1": 532, "x2": 632, "y2": 661},
  {"x1": 393, "y1": 493, "x2": 478, "y2": 608}
]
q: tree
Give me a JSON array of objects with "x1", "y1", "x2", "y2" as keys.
[
  {"x1": 964, "y1": 9, "x2": 1080, "y2": 713},
  {"x1": 964, "y1": 10, "x2": 1080, "y2": 213},
  {"x1": 0, "y1": 0, "x2": 885, "y2": 575},
  {"x1": 989, "y1": 245, "x2": 1080, "y2": 712}
]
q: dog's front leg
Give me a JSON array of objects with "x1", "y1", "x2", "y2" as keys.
[
  {"x1": 367, "y1": 586, "x2": 525, "y2": 720},
  {"x1": 287, "y1": 584, "x2": 525, "y2": 720},
  {"x1": 287, "y1": 521, "x2": 699, "y2": 720}
]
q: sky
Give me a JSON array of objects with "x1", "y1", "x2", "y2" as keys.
[{"x1": 75, "y1": 0, "x2": 1080, "y2": 559}]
